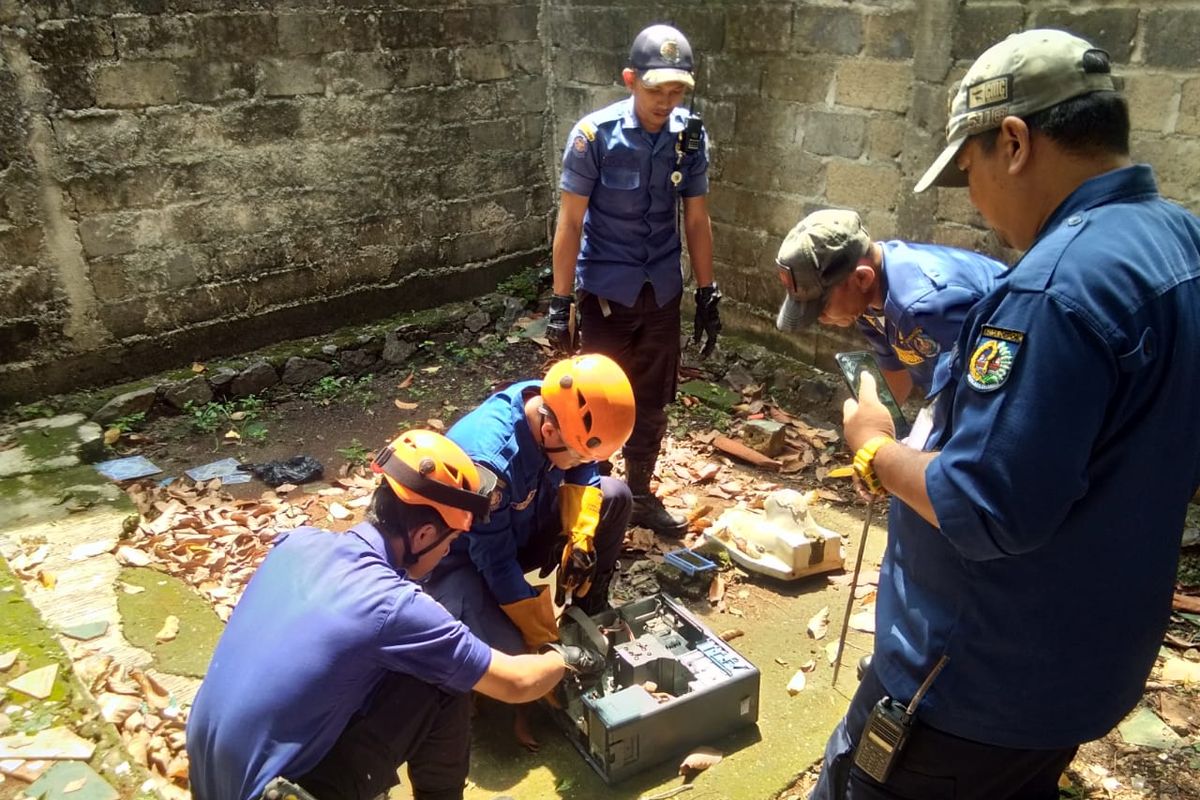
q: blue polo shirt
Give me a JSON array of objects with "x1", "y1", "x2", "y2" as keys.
[
  {"x1": 876, "y1": 165, "x2": 1200, "y2": 748},
  {"x1": 445, "y1": 381, "x2": 600, "y2": 606},
  {"x1": 857, "y1": 241, "x2": 1005, "y2": 393},
  {"x1": 186, "y1": 523, "x2": 492, "y2": 800},
  {"x1": 560, "y1": 97, "x2": 709, "y2": 307}
]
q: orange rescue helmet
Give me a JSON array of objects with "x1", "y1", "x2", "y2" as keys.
[
  {"x1": 371, "y1": 429, "x2": 492, "y2": 531},
  {"x1": 541, "y1": 354, "x2": 635, "y2": 462}
]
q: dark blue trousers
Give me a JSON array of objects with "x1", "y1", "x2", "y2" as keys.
[
  {"x1": 294, "y1": 672, "x2": 470, "y2": 800},
  {"x1": 810, "y1": 666, "x2": 1077, "y2": 800}
]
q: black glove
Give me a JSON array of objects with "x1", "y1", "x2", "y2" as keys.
[
  {"x1": 547, "y1": 294, "x2": 574, "y2": 354},
  {"x1": 693, "y1": 284, "x2": 722, "y2": 358},
  {"x1": 542, "y1": 642, "x2": 606, "y2": 677}
]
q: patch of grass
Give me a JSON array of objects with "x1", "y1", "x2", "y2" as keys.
[
  {"x1": 308, "y1": 375, "x2": 377, "y2": 408},
  {"x1": 110, "y1": 411, "x2": 146, "y2": 433},
  {"x1": 496, "y1": 265, "x2": 546, "y2": 304},
  {"x1": 11, "y1": 401, "x2": 57, "y2": 421},
  {"x1": 184, "y1": 396, "x2": 268, "y2": 445},
  {"x1": 669, "y1": 400, "x2": 733, "y2": 437},
  {"x1": 337, "y1": 438, "x2": 374, "y2": 467}
]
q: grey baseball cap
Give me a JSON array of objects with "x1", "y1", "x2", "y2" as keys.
[
  {"x1": 775, "y1": 209, "x2": 872, "y2": 332},
  {"x1": 915, "y1": 29, "x2": 1120, "y2": 193},
  {"x1": 630, "y1": 24, "x2": 695, "y2": 88}
]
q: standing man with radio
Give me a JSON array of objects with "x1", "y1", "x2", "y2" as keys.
[
  {"x1": 548, "y1": 23, "x2": 719, "y2": 538},
  {"x1": 814, "y1": 29, "x2": 1200, "y2": 799},
  {"x1": 774, "y1": 209, "x2": 1005, "y2": 404}
]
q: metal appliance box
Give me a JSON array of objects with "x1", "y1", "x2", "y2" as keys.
[{"x1": 554, "y1": 593, "x2": 760, "y2": 784}]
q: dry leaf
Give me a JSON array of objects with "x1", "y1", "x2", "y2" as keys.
[
  {"x1": 807, "y1": 607, "x2": 830, "y2": 640},
  {"x1": 104, "y1": 427, "x2": 121, "y2": 446},
  {"x1": 397, "y1": 372, "x2": 414, "y2": 389},
  {"x1": 328, "y1": 502, "x2": 352, "y2": 521},
  {"x1": 801, "y1": 659, "x2": 816, "y2": 673},
  {"x1": 421, "y1": 366, "x2": 441, "y2": 374},
  {"x1": 707, "y1": 575, "x2": 726, "y2": 605},
  {"x1": 394, "y1": 399, "x2": 419, "y2": 411},
  {"x1": 679, "y1": 746, "x2": 723, "y2": 776},
  {"x1": 275, "y1": 483, "x2": 298, "y2": 494},
  {"x1": 62, "y1": 777, "x2": 87, "y2": 793},
  {"x1": 155, "y1": 615, "x2": 180, "y2": 643},
  {"x1": 786, "y1": 670, "x2": 807, "y2": 695},
  {"x1": 117, "y1": 546, "x2": 151, "y2": 567},
  {"x1": 37, "y1": 570, "x2": 56, "y2": 589},
  {"x1": 426, "y1": 418, "x2": 445, "y2": 431},
  {"x1": 224, "y1": 429, "x2": 241, "y2": 440},
  {"x1": 718, "y1": 629, "x2": 744, "y2": 642}
]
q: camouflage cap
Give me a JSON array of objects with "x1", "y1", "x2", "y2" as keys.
[
  {"x1": 630, "y1": 24, "x2": 695, "y2": 88},
  {"x1": 774, "y1": 209, "x2": 872, "y2": 332},
  {"x1": 914, "y1": 29, "x2": 1120, "y2": 193}
]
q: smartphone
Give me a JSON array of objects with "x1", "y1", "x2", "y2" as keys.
[{"x1": 835, "y1": 351, "x2": 910, "y2": 438}]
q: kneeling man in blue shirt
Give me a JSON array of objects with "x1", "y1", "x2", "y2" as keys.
[{"x1": 187, "y1": 429, "x2": 603, "y2": 800}]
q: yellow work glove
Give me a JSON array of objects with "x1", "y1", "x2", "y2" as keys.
[
  {"x1": 500, "y1": 584, "x2": 559, "y2": 650},
  {"x1": 557, "y1": 483, "x2": 602, "y2": 606}
]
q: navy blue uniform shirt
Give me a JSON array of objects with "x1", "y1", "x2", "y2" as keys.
[
  {"x1": 187, "y1": 523, "x2": 492, "y2": 800},
  {"x1": 560, "y1": 97, "x2": 709, "y2": 307},
  {"x1": 446, "y1": 381, "x2": 600, "y2": 606},
  {"x1": 857, "y1": 241, "x2": 1005, "y2": 393},
  {"x1": 877, "y1": 165, "x2": 1200, "y2": 748}
]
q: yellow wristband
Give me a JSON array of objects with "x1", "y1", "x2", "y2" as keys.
[{"x1": 853, "y1": 435, "x2": 894, "y2": 496}]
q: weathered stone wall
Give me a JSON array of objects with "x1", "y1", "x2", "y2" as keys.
[
  {"x1": 0, "y1": 0, "x2": 548, "y2": 402},
  {"x1": 545, "y1": 0, "x2": 1200, "y2": 368},
  {"x1": 4, "y1": 1, "x2": 1199, "y2": 402}
]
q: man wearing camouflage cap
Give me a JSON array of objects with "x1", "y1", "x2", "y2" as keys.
[
  {"x1": 547, "y1": 23, "x2": 718, "y2": 538},
  {"x1": 775, "y1": 208, "x2": 1004, "y2": 403},
  {"x1": 816, "y1": 29, "x2": 1200, "y2": 799}
]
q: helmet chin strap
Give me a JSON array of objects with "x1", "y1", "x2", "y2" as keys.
[
  {"x1": 536, "y1": 404, "x2": 569, "y2": 454},
  {"x1": 401, "y1": 527, "x2": 456, "y2": 567}
]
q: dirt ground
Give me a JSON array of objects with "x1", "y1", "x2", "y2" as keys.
[{"x1": 8, "y1": 313, "x2": 1200, "y2": 799}]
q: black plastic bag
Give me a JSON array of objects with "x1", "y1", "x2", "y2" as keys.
[{"x1": 239, "y1": 456, "x2": 324, "y2": 487}]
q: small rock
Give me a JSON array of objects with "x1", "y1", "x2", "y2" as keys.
[
  {"x1": 494, "y1": 296, "x2": 526, "y2": 332},
  {"x1": 161, "y1": 376, "x2": 213, "y2": 411},
  {"x1": 382, "y1": 334, "x2": 417, "y2": 365},
  {"x1": 229, "y1": 361, "x2": 279, "y2": 398},
  {"x1": 742, "y1": 420, "x2": 787, "y2": 458},
  {"x1": 465, "y1": 310, "x2": 490, "y2": 333},
  {"x1": 207, "y1": 367, "x2": 238, "y2": 396},
  {"x1": 281, "y1": 357, "x2": 334, "y2": 386},
  {"x1": 321, "y1": 344, "x2": 339, "y2": 357},
  {"x1": 724, "y1": 363, "x2": 756, "y2": 394},
  {"x1": 92, "y1": 387, "x2": 157, "y2": 426},
  {"x1": 339, "y1": 349, "x2": 379, "y2": 375}
]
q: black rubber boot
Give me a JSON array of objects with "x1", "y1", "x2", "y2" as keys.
[{"x1": 625, "y1": 458, "x2": 688, "y2": 538}]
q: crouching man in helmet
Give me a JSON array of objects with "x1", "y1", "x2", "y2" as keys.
[
  {"x1": 186, "y1": 429, "x2": 605, "y2": 800},
  {"x1": 425, "y1": 354, "x2": 636, "y2": 748}
]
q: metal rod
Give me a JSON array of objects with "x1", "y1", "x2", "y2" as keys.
[{"x1": 831, "y1": 496, "x2": 877, "y2": 687}]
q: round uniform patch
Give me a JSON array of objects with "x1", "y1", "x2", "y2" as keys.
[
  {"x1": 893, "y1": 345, "x2": 924, "y2": 366},
  {"x1": 571, "y1": 135, "x2": 588, "y2": 156},
  {"x1": 660, "y1": 39, "x2": 680, "y2": 63},
  {"x1": 911, "y1": 331, "x2": 940, "y2": 359},
  {"x1": 967, "y1": 339, "x2": 1014, "y2": 391}
]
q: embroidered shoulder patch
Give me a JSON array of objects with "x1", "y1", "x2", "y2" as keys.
[
  {"x1": 488, "y1": 476, "x2": 508, "y2": 512},
  {"x1": 967, "y1": 326, "x2": 1025, "y2": 392},
  {"x1": 571, "y1": 135, "x2": 588, "y2": 157}
]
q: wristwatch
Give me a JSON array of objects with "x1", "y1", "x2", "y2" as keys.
[{"x1": 853, "y1": 435, "x2": 894, "y2": 496}]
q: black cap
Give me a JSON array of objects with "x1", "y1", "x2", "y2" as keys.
[{"x1": 629, "y1": 24, "x2": 695, "y2": 88}]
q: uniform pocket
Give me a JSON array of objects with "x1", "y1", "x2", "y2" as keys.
[
  {"x1": 1116, "y1": 327, "x2": 1157, "y2": 373},
  {"x1": 600, "y1": 166, "x2": 640, "y2": 190}
]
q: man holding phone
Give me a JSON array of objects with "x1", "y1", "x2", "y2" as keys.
[
  {"x1": 813, "y1": 30, "x2": 1200, "y2": 800},
  {"x1": 775, "y1": 209, "x2": 1004, "y2": 403}
]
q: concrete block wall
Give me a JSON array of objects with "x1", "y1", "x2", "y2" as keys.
[
  {"x1": 544, "y1": 0, "x2": 1200, "y2": 368},
  {"x1": 3, "y1": 1, "x2": 1199, "y2": 400},
  {"x1": 0, "y1": 0, "x2": 549, "y2": 401}
]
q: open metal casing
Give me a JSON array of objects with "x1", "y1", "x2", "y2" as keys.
[{"x1": 554, "y1": 593, "x2": 761, "y2": 783}]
